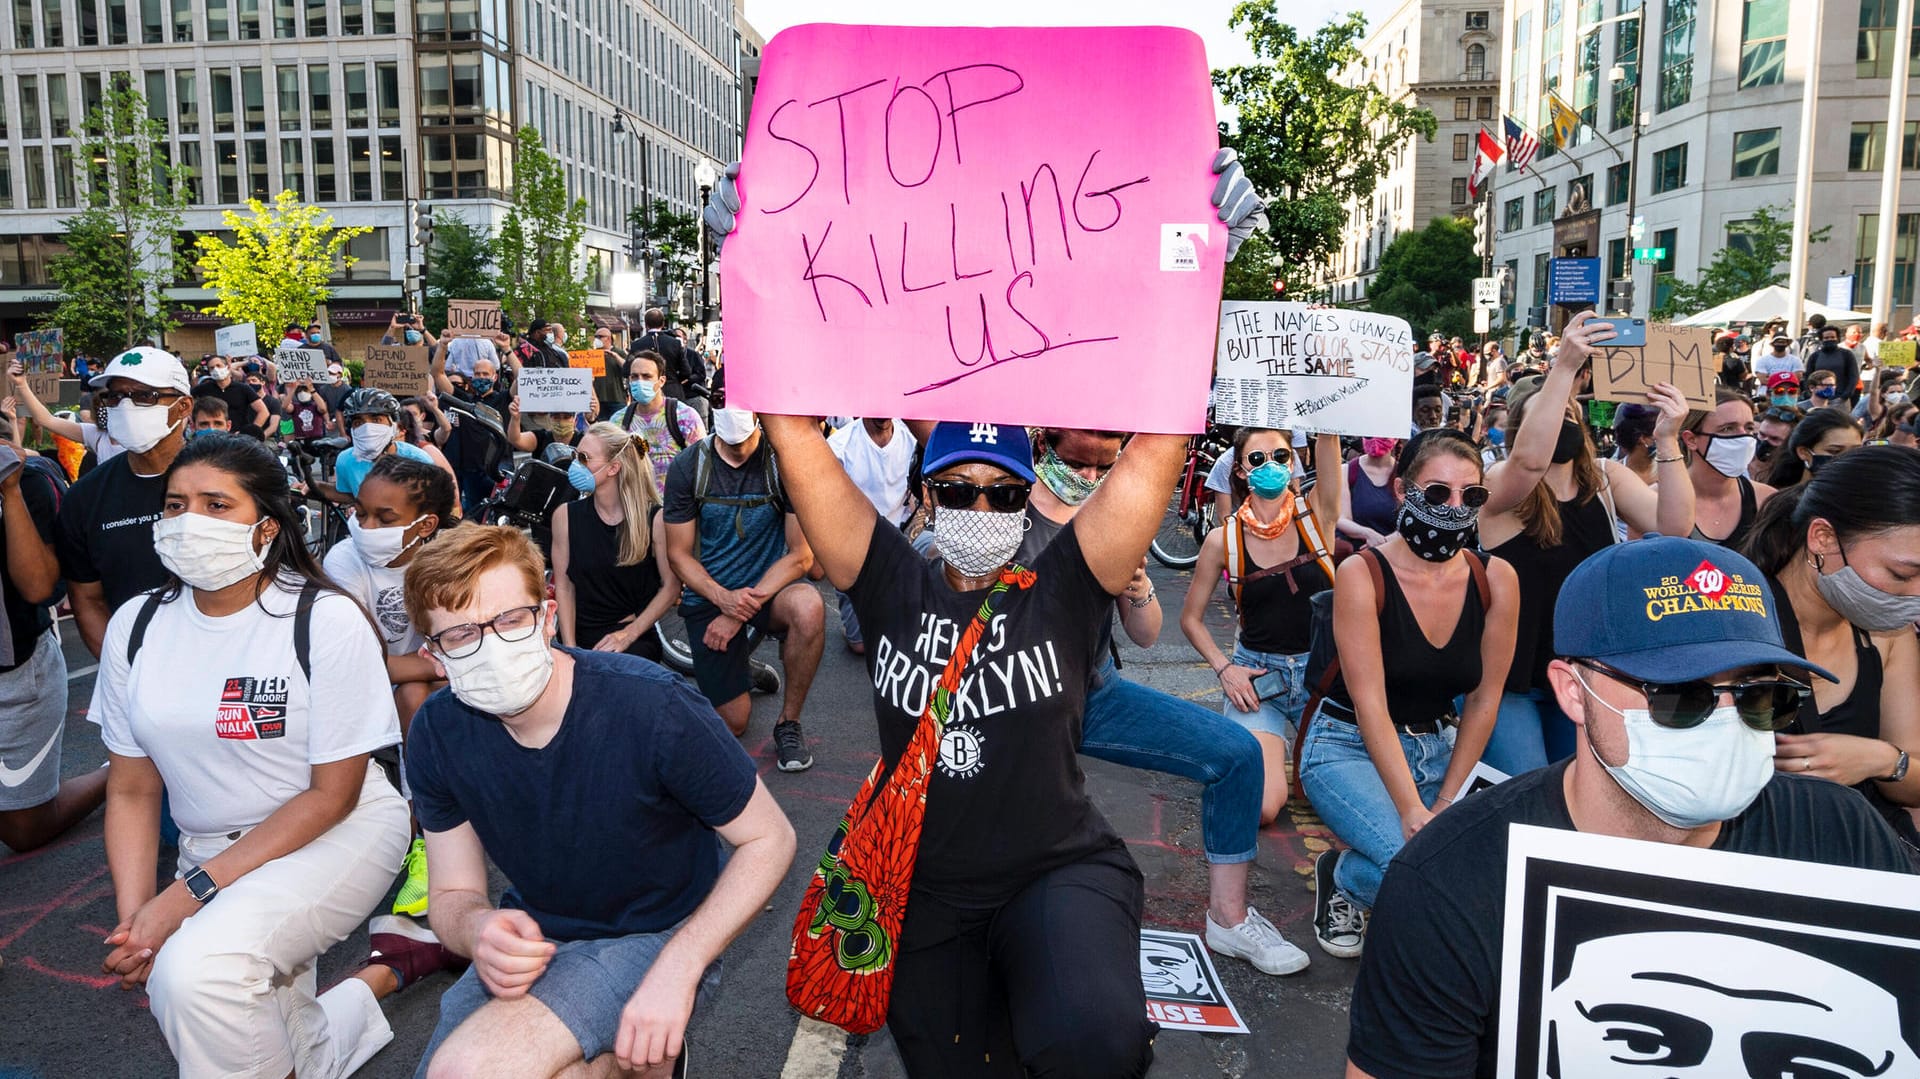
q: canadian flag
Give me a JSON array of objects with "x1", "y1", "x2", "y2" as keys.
[{"x1": 1467, "y1": 128, "x2": 1505, "y2": 200}]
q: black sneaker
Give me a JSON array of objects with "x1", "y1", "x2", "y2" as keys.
[
  {"x1": 1312, "y1": 848, "x2": 1366, "y2": 958},
  {"x1": 774, "y1": 720, "x2": 813, "y2": 772},
  {"x1": 750, "y1": 660, "x2": 783, "y2": 695}
]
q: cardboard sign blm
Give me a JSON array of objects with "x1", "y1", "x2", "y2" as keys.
[
  {"x1": 566, "y1": 349, "x2": 607, "y2": 376},
  {"x1": 1137, "y1": 929, "x2": 1248, "y2": 1034},
  {"x1": 516, "y1": 367, "x2": 594, "y2": 412},
  {"x1": 215, "y1": 322, "x2": 258, "y2": 358},
  {"x1": 275, "y1": 347, "x2": 330, "y2": 383},
  {"x1": 720, "y1": 24, "x2": 1226, "y2": 433},
  {"x1": 446, "y1": 299, "x2": 502, "y2": 337},
  {"x1": 1879, "y1": 340, "x2": 1916, "y2": 369},
  {"x1": 1211, "y1": 303, "x2": 1415, "y2": 437},
  {"x1": 361, "y1": 345, "x2": 433, "y2": 396},
  {"x1": 1590, "y1": 323, "x2": 1716, "y2": 409}
]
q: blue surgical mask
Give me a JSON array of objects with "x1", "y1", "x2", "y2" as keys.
[
  {"x1": 1488, "y1": 427, "x2": 1506, "y2": 446},
  {"x1": 403, "y1": 329, "x2": 422, "y2": 345},
  {"x1": 1247, "y1": 460, "x2": 1292, "y2": 499},
  {"x1": 1772, "y1": 393, "x2": 1797, "y2": 406},
  {"x1": 566, "y1": 459, "x2": 598, "y2": 493},
  {"x1": 1815, "y1": 386, "x2": 1837, "y2": 399},
  {"x1": 471, "y1": 378, "x2": 494, "y2": 395},
  {"x1": 630, "y1": 378, "x2": 657, "y2": 404}
]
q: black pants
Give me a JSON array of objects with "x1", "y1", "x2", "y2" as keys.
[
  {"x1": 886, "y1": 847, "x2": 1157, "y2": 1079},
  {"x1": 577, "y1": 620, "x2": 665, "y2": 663}
]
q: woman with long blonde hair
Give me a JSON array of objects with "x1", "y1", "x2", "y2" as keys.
[{"x1": 549, "y1": 421, "x2": 682, "y2": 660}]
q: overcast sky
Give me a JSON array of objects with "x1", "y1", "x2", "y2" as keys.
[{"x1": 742, "y1": 0, "x2": 1404, "y2": 119}]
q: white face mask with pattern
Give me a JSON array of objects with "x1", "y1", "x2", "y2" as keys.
[{"x1": 934, "y1": 508, "x2": 1026, "y2": 578}]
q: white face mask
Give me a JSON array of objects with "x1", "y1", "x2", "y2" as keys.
[
  {"x1": 1700, "y1": 433, "x2": 1758, "y2": 478},
  {"x1": 348, "y1": 512, "x2": 427, "y2": 568},
  {"x1": 208, "y1": 365, "x2": 229, "y2": 381},
  {"x1": 296, "y1": 391, "x2": 313, "y2": 404},
  {"x1": 153, "y1": 512, "x2": 270, "y2": 591},
  {"x1": 935, "y1": 507, "x2": 1027, "y2": 578},
  {"x1": 107, "y1": 401, "x2": 182, "y2": 453},
  {"x1": 351, "y1": 421, "x2": 396, "y2": 459},
  {"x1": 436, "y1": 610, "x2": 556, "y2": 717},
  {"x1": 712, "y1": 407, "x2": 758, "y2": 445},
  {"x1": 1575, "y1": 670, "x2": 1773, "y2": 829}
]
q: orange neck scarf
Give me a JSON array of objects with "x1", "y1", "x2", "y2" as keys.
[{"x1": 1236, "y1": 494, "x2": 1297, "y2": 541}]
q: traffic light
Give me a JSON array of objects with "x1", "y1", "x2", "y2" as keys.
[
  {"x1": 1608, "y1": 279, "x2": 1634, "y2": 313},
  {"x1": 412, "y1": 204, "x2": 433, "y2": 251},
  {"x1": 1470, "y1": 200, "x2": 1490, "y2": 256},
  {"x1": 627, "y1": 230, "x2": 645, "y2": 265},
  {"x1": 403, "y1": 261, "x2": 422, "y2": 295},
  {"x1": 1272, "y1": 278, "x2": 1285, "y2": 296}
]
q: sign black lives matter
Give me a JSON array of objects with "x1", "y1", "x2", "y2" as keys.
[{"x1": 1212, "y1": 302, "x2": 1414, "y2": 437}]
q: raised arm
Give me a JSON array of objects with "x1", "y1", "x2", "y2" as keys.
[
  {"x1": 6, "y1": 366, "x2": 89, "y2": 444},
  {"x1": 1483, "y1": 311, "x2": 1615, "y2": 516},
  {"x1": 760, "y1": 414, "x2": 875, "y2": 591},
  {"x1": 1306, "y1": 431, "x2": 1345, "y2": 544},
  {"x1": 1609, "y1": 383, "x2": 1694, "y2": 536},
  {"x1": 1070, "y1": 433, "x2": 1188, "y2": 594}
]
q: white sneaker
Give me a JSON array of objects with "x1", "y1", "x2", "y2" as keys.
[{"x1": 1205, "y1": 905, "x2": 1311, "y2": 975}]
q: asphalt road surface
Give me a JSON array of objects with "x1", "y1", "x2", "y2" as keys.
[{"x1": 0, "y1": 561, "x2": 1355, "y2": 1078}]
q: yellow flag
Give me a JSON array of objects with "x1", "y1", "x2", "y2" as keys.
[{"x1": 1548, "y1": 92, "x2": 1581, "y2": 148}]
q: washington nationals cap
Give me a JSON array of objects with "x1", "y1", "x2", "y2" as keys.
[
  {"x1": 921, "y1": 422, "x2": 1037, "y2": 483},
  {"x1": 1554, "y1": 535, "x2": 1834, "y2": 683}
]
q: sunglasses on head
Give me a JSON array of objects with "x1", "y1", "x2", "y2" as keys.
[
  {"x1": 1243, "y1": 448, "x2": 1292, "y2": 469},
  {"x1": 926, "y1": 479, "x2": 1032, "y2": 512},
  {"x1": 1416, "y1": 482, "x2": 1490, "y2": 507},
  {"x1": 1578, "y1": 659, "x2": 1809, "y2": 731}
]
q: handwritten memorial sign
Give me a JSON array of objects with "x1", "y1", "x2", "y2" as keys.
[
  {"x1": 1211, "y1": 303, "x2": 1414, "y2": 436},
  {"x1": 362, "y1": 345, "x2": 433, "y2": 396},
  {"x1": 275, "y1": 347, "x2": 329, "y2": 383},
  {"x1": 566, "y1": 349, "x2": 606, "y2": 376},
  {"x1": 1880, "y1": 340, "x2": 1915, "y2": 369},
  {"x1": 1592, "y1": 323, "x2": 1716, "y2": 409},
  {"x1": 446, "y1": 299, "x2": 502, "y2": 337},
  {"x1": 215, "y1": 322, "x2": 258, "y2": 359},
  {"x1": 15, "y1": 329, "x2": 65, "y2": 401},
  {"x1": 721, "y1": 24, "x2": 1224, "y2": 432},
  {"x1": 517, "y1": 367, "x2": 594, "y2": 412}
]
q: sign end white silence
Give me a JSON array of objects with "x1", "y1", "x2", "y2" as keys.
[{"x1": 1213, "y1": 302, "x2": 1413, "y2": 437}]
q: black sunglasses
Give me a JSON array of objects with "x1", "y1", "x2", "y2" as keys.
[
  {"x1": 925, "y1": 479, "x2": 1032, "y2": 512},
  {"x1": 1578, "y1": 659, "x2": 1809, "y2": 731},
  {"x1": 96, "y1": 387, "x2": 183, "y2": 407},
  {"x1": 1243, "y1": 448, "x2": 1293, "y2": 470},
  {"x1": 1417, "y1": 482, "x2": 1491, "y2": 508}
]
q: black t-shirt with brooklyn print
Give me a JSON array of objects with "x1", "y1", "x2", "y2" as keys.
[{"x1": 846, "y1": 515, "x2": 1126, "y2": 908}]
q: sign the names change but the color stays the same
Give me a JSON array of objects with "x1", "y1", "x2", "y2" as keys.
[
  {"x1": 721, "y1": 24, "x2": 1225, "y2": 433},
  {"x1": 1212, "y1": 302, "x2": 1415, "y2": 437}
]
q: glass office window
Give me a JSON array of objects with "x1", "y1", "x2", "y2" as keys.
[
  {"x1": 234, "y1": 0, "x2": 258, "y2": 38},
  {"x1": 1732, "y1": 127, "x2": 1781, "y2": 177},
  {"x1": 141, "y1": 0, "x2": 163, "y2": 41},
  {"x1": 371, "y1": 0, "x2": 393, "y2": 33},
  {"x1": 450, "y1": 52, "x2": 483, "y2": 121},
  {"x1": 1533, "y1": 186, "x2": 1556, "y2": 225},
  {"x1": 345, "y1": 64, "x2": 368, "y2": 126},
  {"x1": 1652, "y1": 143, "x2": 1687, "y2": 191},
  {"x1": 144, "y1": 71, "x2": 168, "y2": 126},
  {"x1": 311, "y1": 136, "x2": 336, "y2": 200},
  {"x1": 78, "y1": 0, "x2": 96, "y2": 43},
  {"x1": 348, "y1": 135, "x2": 371, "y2": 199},
  {"x1": 304, "y1": 0, "x2": 324, "y2": 35},
  {"x1": 15, "y1": 0, "x2": 35, "y2": 48},
  {"x1": 1854, "y1": 212, "x2": 1920, "y2": 304},
  {"x1": 47, "y1": 74, "x2": 69, "y2": 138},
  {"x1": 277, "y1": 66, "x2": 300, "y2": 130},
  {"x1": 241, "y1": 67, "x2": 264, "y2": 132},
  {"x1": 418, "y1": 53, "x2": 449, "y2": 120},
  {"x1": 272, "y1": 0, "x2": 293, "y2": 37},
  {"x1": 24, "y1": 146, "x2": 47, "y2": 208},
  {"x1": 1739, "y1": 0, "x2": 1788, "y2": 88},
  {"x1": 1848, "y1": 121, "x2": 1920, "y2": 170},
  {"x1": 280, "y1": 138, "x2": 303, "y2": 199},
  {"x1": 379, "y1": 133, "x2": 402, "y2": 198},
  {"x1": 340, "y1": 0, "x2": 361, "y2": 33},
  {"x1": 245, "y1": 139, "x2": 268, "y2": 200},
  {"x1": 53, "y1": 146, "x2": 76, "y2": 208},
  {"x1": 171, "y1": 0, "x2": 192, "y2": 40},
  {"x1": 1858, "y1": 0, "x2": 1920, "y2": 78},
  {"x1": 308, "y1": 65, "x2": 331, "y2": 126},
  {"x1": 1607, "y1": 161, "x2": 1632, "y2": 204},
  {"x1": 215, "y1": 140, "x2": 240, "y2": 202},
  {"x1": 176, "y1": 71, "x2": 199, "y2": 134},
  {"x1": 375, "y1": 62, "x2": 399, "y2": 127},
  {"x1": 1505, "y1": 197, "x2": 1524, "y2": 232},
  {"x1": 0, "y1": 148, "x2": 12, "y2": 209},
  {"x1": 1659, "y1": 0, "x2": 1695, "y2": 111},
  {"x1": 107, "y1": 0, "x2": 128, "y2": 43},
  {"x1": 176, "y1": 140, "x2": 201, "y2": 202},
  {"x1": 206, "y1": 0, "x2": 227, "y2": 39}
]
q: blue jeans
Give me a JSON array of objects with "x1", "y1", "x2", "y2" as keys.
[
  {"x1": 1297, "y1": 705, "x2": 1452, "y2": 910},
  {"x1": 1220, "y1": 644, "x2": 1310, "y2": 743},
  {"x1": 1081, "y1": 660, "x2": 1263, "y2": 864},
  {"x1": 1481, "y1": 688, "x2": 1576, "y2": 776}
]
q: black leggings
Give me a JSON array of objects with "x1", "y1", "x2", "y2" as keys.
[{"x1": 886, "y1": 847, "x2": 1156, "y2": 1078}]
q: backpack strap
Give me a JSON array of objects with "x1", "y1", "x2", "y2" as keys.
[
  {"x1": 1293, "y1": 498, "x2": 1339, "y2": 584},
  {"x1": 1223, "y1": 513, "x2": 1245, "y2": 607},
  {"x1": 125, "y1": 589, "x2": 167, "y2": 668},
  {"x1": 693, "y1": 437, "x2": 715, "y2": 503},
  {"x1": 1463, "y1": 550, "x2": 1492, "y2": 611},
  {"x1": 667, "y1": 401, "x2": 690, "y2": 450}
]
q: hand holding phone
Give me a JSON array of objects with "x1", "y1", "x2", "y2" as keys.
[{"x1": 1607, "y1": 318, "x2": 1648, "y2": 347}]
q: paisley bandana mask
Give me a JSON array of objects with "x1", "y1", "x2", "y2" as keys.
[{"x1": 1396, "y1": 484, "x2": 1480, "y2": 562}]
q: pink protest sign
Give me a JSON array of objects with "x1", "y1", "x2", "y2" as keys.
[{"x1": 722, "y1": 24, "x2": 1224, "y2": 433}]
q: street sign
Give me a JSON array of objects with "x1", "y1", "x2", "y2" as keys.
[
  {"x1": 1473, "y1": 276, "x2": 1501, "y2": 310},
  {"x1": 1474, "y1": 306, "x2": 1492, "y2": 334},
  {"x1": 1548, "y1": 257, "x2": 1602, "y2": 306},
  {"x1": 1633, "y1": 247, "x2": 1666, "y2": 262},
  {"x1": 1629, "y1": 215, "x2": 1646, "y2": 242},
  {"x1": 1827, "y1": 273, "x2": 1856, "y2": 311}
]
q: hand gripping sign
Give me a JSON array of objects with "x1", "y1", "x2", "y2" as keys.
[{"x1": 720, "y1": 24, "x2": 1225, "y2": 434}]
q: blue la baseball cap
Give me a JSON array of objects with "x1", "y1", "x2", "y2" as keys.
[
  {"x1": 920, "y1": 422, "x2": 1037, "y2": 483},
  {"x1": 1554, "y1": 536, "x2": 1835, "y2": 683}
]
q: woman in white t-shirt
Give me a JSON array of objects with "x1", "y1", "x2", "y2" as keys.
[
  {"x1": 95, "y1": 434, "x2": 421, "y2": 1079},
  {"x1": 8, "y1": 359, "x2": 125, "y2": 463}
]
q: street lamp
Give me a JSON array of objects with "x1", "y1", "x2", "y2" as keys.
[{"x1": 694, "y1": 159, "x2": 718, "y2": 325}]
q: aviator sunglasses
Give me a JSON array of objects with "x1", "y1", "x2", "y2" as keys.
[
  {"x1": 925, "y1": 479, "x2": 1032, "y2": 513},
  {"x1": 1243, "y1": 448, "x2": 1293, "y2": 469},
  {"x1": 1414, "y1": 482, "x2": 1491, "y2": 508},
  {"x1": 1577, "y1": 659, "x2": 1809, "y2": 731}
]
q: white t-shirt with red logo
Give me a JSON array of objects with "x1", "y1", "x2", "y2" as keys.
[{"x1": 93, "y1": 576, "x2": 400, "y2": 838}]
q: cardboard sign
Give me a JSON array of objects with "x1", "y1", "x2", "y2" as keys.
[
  {"x1": 1880, "y1": 340, "x2": 1916, "y2": 369},
  {"x1": 215, "y1": 322, "x2": 258, "y2": 359},
  {"x1": 274, "y1": 347, "x2": 329, "y2": 383},
  {"x1": 566, "y1": 349, "x2": 607, "y2": 376},
  {"x1": 14, "y1": 329, "x2": 65, "y2": 401},
  {"x1": 1138, "y1": 929, "x2": 1248, "y2": 1034},
  {"x1": 721, "y1": 24, "x2": 1225, "y2": 433},
  {"x1": 1211, "y1": 303, "x2": 1415, "y2": 436},
  {"x1": 446, "y1": 299, "x2": 502, "y2": 337},
  {"x1": 1591, "y1": 322, "x2": 1716, "y2": 409},
  {"x1": 1496, "y1": 825, "x2": 1920, "y2": 1079},
  {"x1": 362, "y1": 345, "x2": 433, "y2": 396},
  {"x1": 516, "y1": 367, "x2": 594, "y2": 412}
]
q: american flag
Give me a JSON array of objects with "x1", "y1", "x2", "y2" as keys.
[{"x1": 1504, "y1": 115, "x2": 1541, "y2": 172}]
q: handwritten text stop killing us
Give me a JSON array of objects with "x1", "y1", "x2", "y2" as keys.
[
  {"x1": 1218, "y1": 306, "x2": 1413, "y2": 378},
  {"x1": 752, "y1": 64, "x2": 1145, "y2": 393}
]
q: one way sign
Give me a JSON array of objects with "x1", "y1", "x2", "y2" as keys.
[{"x1": 1473, "y1": 277, "x2": 1501, "y2": 310}]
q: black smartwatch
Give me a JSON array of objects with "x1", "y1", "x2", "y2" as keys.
[
  {"x1": 1881, "y1": 748, "x2": 1910, "y2": 784},
  {"x1": 184, "y1": 866, "x2": 220, "y2": 904}
]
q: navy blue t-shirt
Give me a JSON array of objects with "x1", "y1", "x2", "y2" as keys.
[{"x1": 406, "y1": 647, "x2": 758, "y2": 941}]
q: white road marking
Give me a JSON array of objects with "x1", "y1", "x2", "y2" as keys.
[
  {"x1": 780, "y1": 1016, "x2": 848, "y2": 1078},
  {"x1": 67, "y1": 664, "x2": 97, "y2": 682}
]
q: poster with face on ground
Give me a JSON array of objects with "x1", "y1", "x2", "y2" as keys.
[{"x1": 1497, "y1": 825, "x2": 1920, "y2": 1079}]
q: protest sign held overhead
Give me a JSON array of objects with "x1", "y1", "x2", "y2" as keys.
[
  {"x1": 1591, "y1": 322, "x2": 1716, "y2": 409},
  {"x1": 215, "y1": 323, "x2": 258, "y2": 359},
  {"x1": 719, "y1": 24, "x2": 1224, "y2": 433},
  {"x1": 1211, "y1": 303, "x2": 1414, "y2": 437},
  {"x1": 274, "y1": 347, "x2": 329, "y2": 383},
  {"x1": 567, "y1": 349, "x2": 607, "y2": 376},
  {"x1": 517, "y1": 367, "x2": 595, "y2": 412},
  {"x1": 362, "y1": 345, "x2": 433, "y2": 396},
  {"x1": 445, "y1": 299, "x2": 502, "y2": 337},
  {"x1": 1880, "y1": 340, "x2": 1915, "y2": 369},
  {"x1": 14, "y1": 329, "x2": 64, "y2": 401}
]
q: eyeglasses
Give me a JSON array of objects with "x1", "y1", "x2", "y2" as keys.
[
  {"x1": 1577, "y1": 659, "x2": 1809, "y2": 731},
  {"x1": 1416, "y1": 482, "x2": 1491, "y2": 508},
  {"x1": 1243, "y1": 448, "x2": 1293, "y2": 469},
  {"x1": 96, "y1": 388, "x2": 182, "y2": 407},
  {"x1": 425, "y1": 604, "x2": 544, "y2": 659},
  {"x1": 925, "y1": 479, "x2": 1032, "y2": 512}
]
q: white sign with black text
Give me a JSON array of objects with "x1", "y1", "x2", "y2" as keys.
[
  {"x1": 1212, "y1": 303, "x2": 1414, "y2": 437},
  {"x1": 274, "y1": 347, "x2": 328, "y2": 382},
  {"x1": 516, "y1": 367, "x2": 595, "y2": 413}
]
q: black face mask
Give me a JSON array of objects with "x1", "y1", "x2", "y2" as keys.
[
  {"x1": 1755, "y1": 440, "x2": 1776, "y2": 461},
  {"x1": 1552, "y1": 419, "x2": 1585, "y2": 464},
  {"x1": 1804, "y1": 451, "x2": 1839, "y2": 474},
  {"x1": 1396, "y1": 484, "x2": 1480, "y2": 562}
]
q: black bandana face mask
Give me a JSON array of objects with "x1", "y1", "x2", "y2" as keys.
[
  {"x1": 1552, "y1": 418, "x2": 1586, "y2": 464},
  {"x1": 1396, "y1": 484, "x2": 1481, "y2": 562}
]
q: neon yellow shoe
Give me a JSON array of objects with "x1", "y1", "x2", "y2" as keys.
[{"x1": 392, "y1": 837, "x2": 429, "y2": 917}]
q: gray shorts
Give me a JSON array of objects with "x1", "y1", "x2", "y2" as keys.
[
  {"x1": 0, "y1": 630, "x2": 66, "y2": 812},
  {"x1": 413, "y1": 921, "x2": 722, "y2": 1076}
]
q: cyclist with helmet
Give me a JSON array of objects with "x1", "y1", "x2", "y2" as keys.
[{"x1": 328, "y1": 388, "x2": 436, "y2": 502}]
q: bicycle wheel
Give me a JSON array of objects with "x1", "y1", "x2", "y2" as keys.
[
  {"x1": 653, "y1": 608, "x2": 696, "y2": 674},
  {"x1": 1149, "y1": 493, "x2": 1206, "y2": 569}
]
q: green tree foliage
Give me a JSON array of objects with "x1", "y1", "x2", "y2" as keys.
[
  {"x1": 422, "y1": 215, "x2": 500, "y2": 333},
  {"x1": 194, "y1": 191, "x2": 371, "y2": 333},
  {"x1": 41, "y1": 84, "x2": 189, "y2": 356},
  {"x1": 1655, "y1": 205, "x2": 1829, "y2": 319},
  {"x1": 628, "y1": 198, "x2": 703, "y2": 314},
  {"x1": 1365, "y1": 215, "x2": 1481, "y2": 339},
  {"x1": 495, "y1": 126, "x2": 588, "y2": 336},
  {"x1": 1221, "y1": 231, "x2": 1284, "y2": 301},
  {"x1": 1214, "y1": 5, "x2": 1438, "y2": 289}
]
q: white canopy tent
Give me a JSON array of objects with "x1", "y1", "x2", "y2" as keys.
[{"x1": 1674, "y1": 284, "x2": 1871, "y2": 327}]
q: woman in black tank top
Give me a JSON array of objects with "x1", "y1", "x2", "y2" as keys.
[
  {"x1": 1296, "y1": 431, "x2": 1520, "y2": 957},
  {"x1": 1679, "y1": 387, "x2": 1777, "y2": 552},
  {"x1": 1742, "y1": 446, "x2": 1920, "y2": 861},
  {"x1": 1477, "y1": 313, "x2": 1697, "y2": 775},
  {"x1": 550, "y1": 422, "x2": 678, "y2": 662}
]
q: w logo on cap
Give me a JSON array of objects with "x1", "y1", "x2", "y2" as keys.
[{"x1": 968, "y1": 423, "x2": 998, "y2": 444}]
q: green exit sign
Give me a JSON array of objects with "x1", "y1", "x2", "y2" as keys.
[{"x1": 1634, "y1": 246, "x2": 1667, "y2": 261}]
